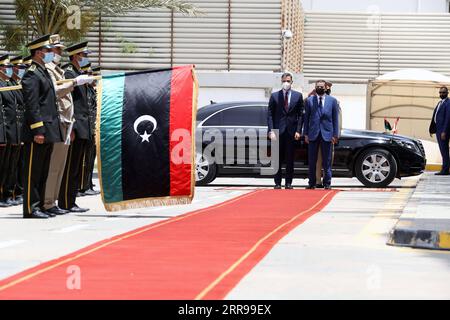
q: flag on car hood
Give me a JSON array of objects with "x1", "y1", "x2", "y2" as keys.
[{"x1": 96, "y1": 65, "x2": 198, "y2": 212}]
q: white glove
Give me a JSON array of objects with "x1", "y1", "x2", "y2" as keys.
[{"x1": 75, "y1": 75, "x2": 94, "y2": 86}]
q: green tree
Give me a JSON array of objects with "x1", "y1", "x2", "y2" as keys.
[{"x1": 1, "y1": 0, "x2": 198, "y2": 51}]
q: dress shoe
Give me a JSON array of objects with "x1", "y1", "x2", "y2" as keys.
[
  {"x1": 435, "y1": 171, "x2": 450, "y2": 176},
  {"x1": 6, "y1": 198, "x2": 19, "y2": 206},
  {"x1": 77, "y1": 192, "x2": 86, "y2": 197},
  {"x1": 46, "y1": 206, "x2": 69, "y2": 215},
  {"x1": 69, "y1": 205, "x2": 89, "y2": 213},
  {"x1": 25, "y1": 211, "x2": 50, "y2": 219},
  {"x1": 315, "y1": 184, "x2": 324, "y2": 189},
  {"x1": 15, "y1": 196, "x2": 23, "y2": 205},
  {"x1": 306, "y1": 186, "x2": 316, "y2": 190},
  {"x1": 285, "y1": 184, "x2": 294, "y2": 190},
  {"x1": 84, "y1": 189, "x2": 100, "y2": 196},
  {"x1": 274, "y1": 185, "x2": 282, "y2": 190},
  {"x1": 0, "y1": 201, "x2": 12, "y2": 207},
  {"x1": 324, "y1": 185, "x2": 332, "y2": 190}
]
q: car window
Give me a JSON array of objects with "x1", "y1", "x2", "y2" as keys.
[{"x1": 203, "y1": 106, "x2": 267, "y2": 127}]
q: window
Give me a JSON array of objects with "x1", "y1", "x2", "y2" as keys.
[{"x1": 204, "y1": 106, "x2": 267, "y2": 127}]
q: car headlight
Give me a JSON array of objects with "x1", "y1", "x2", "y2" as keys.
[{"x1": 394, "y1": 140, "x2": 420, "y2": 153}]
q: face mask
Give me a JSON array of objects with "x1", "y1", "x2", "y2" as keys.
[
  {"x1": 440, "y1": 93, "x2": 448, "y2": 100},
  {"x1": 4, "y1": 68, "x2": 13, "y2": 78},
  {"x1": 17, "y1": 69, "x2": 26, "y2": 79},
  {"x1": 43, "y1": 52, "x2": 55, "y2": 64},
  {"x1": 316, "y1": 88, "x2": 325, "y2": 95},
  {"x1": 53, "y1": 53, "x2": 62, "y2": 64},
  {"x1": 326, "y1": 89, "x2": 331, "y2": 95},
  {"x1": 282, "y1": 82, "x2": 291, "y2": 91},
  {"x1": 79, "y1": 57, "x2": 89, "y2": 67}
]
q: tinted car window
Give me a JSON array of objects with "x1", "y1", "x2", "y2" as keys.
[{"x1": 204, "y1": 106, "x2": 267, "y2": 126}]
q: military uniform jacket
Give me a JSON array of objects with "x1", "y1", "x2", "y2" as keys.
[
  {"x1": 0, "y1": 79, "x2": 19, "y2": 144},
  {"x1": 64, "y1": 63, "x2": 92, "y2": 140},
  {"x1": 0, "y1": 93, "x2": 6, "y2": 144},
  {"x1": 9, "y1": 78, "x2": 24, "y2": 143},
  {"x1": 21, "y1": 62, "x2": 63, "y2": 143}
]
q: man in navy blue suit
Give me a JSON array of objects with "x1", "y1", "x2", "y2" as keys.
[
  {"x1": 267, "y1": 73, "x2": 304, "y2": 189},
  {"x1": 429, "y1": 86, "x2": 450, "y2": 175},
  {"x1": 304, "y1": 80, "x2": 340, "y2": 189}
]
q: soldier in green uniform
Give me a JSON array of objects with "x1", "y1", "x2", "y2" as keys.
[{"x1": 21, "y1": 35, "x2": 63, "y2": 218}]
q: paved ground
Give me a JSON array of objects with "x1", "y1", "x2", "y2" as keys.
[
  {"x1": 1, "y1": 175, "x2": 449, "y2": 299},
  {"x1": 226, "y1": 176, "x2": 450, "y2": 300},
  {"x1": 388, "y1": 173, "x2": 450, "y2": 249}
]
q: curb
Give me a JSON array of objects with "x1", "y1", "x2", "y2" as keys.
[
  {"x1": 425, "y1": 164, "x2": 442, "y2": 171},
  {"x1": 387, "y1": 229, "x2": 450, "y2": 250}
]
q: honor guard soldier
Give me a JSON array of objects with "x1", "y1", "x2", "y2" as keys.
[
  {"x1": 44, "y1": 34, "x2": 93, "y2": 215},
  {"x1": 79, "y1": 65, "x2": 100, "y2": 196},
  {"x1": 0, "y1": 56, "x2": 9, "y2": 207},
  {"x1": 21, "y1": 34, "x2": 63, "y2": 218},
  {"x1": 4, "y1": 56, "x2": 27, "y2": 206},
  {"x1": 11, "y1": 56, "x2": 28, "y2": 205},
  {"x1": 58, "y1": 41, "x2": 94, "y2": 212},
  {"x1": 0, "y1": 54, "x2": 18, "y2": 207}
]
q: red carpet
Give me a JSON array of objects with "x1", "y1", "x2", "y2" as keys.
[{"x1": 0, "y1": 189, "x2": 337, "y2": 300}]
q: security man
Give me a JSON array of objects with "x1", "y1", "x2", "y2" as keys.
[
  {"x1": 58, "y1": 41, "x2": 93, "y2": 212},
  {"x1": 21, "y1": 34, "x2": 63, "y2": 218}
]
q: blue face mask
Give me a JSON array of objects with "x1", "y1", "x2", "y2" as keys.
[
  {"x1": 43, "y1": 52, "x2": 55, "y2": 64},
  {"x1": 17, "y1": 69, "x2": 26, "y2": 79},
  {"x1": 4, "y1": 68, "x2": 13, "y2": 78},
  {"x1": 79, "y1": 57, "x2": 90, "y2": 67}
]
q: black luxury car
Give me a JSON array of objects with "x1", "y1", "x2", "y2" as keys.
[{"x1": 195, "y1": 102, "x2": 426, "y2": 188}]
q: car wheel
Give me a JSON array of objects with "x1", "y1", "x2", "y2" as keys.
[
  {"x1": 195, "y1": 152, "x2": 217, "y2": 186},
  {"x1": 355, "y1": 148, "x2": 397, "y2": 188}
]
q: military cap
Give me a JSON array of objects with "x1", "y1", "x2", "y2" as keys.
[
  {"x1": 0, "y1": 54, "x2": 13, "y2": 67},
  {"x1": 91, "y1": 66, "x2": 101, "y2": 76},
  {"x1": 10, "y1": 55, "x2": 27, "y2": 68},
  {"x1": 23, "y1": 55, "x2": 32, "y2": 66},
  {"x1": 80, "y1": 62, "x2": 92, "y2": 72},
  {"x1": 66, "y1": 41, "x2": 91, "y2": 56},
  {"x1": 50, "y1": 34, "x2": 66, "y2": 48},
  {"x1": 27, "y1": 34, "x2": 55, "y2": 50}
]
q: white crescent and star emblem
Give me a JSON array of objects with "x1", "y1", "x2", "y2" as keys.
[{"x1": 133, "y1": 115, "x2": 158, "y2": 143}]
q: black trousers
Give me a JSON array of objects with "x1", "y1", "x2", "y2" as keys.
[
  {"x1": 79, "y1": 138, "x2": 96, "y2": 192},
  {"x1": 274, "y1": 131, "x2": 295, "y2": 186},
  {"x1": 15, "y1": 145, "x2": 24, "y2": 197},
  {"x1": 5, "y1": 145, "x2": 21, "y2": 199},
  {"x1": 58, "y1": 138, "x2": 87, "y2": 210},
  {"x1": 0, "y1": 145, "x2": 9, "y2": 201},
  {"x1": 22, "y1": 142, "x2": 53, "y2": 217}
]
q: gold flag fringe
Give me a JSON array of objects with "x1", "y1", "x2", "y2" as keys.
[{"x1": 104, "y1": 195, "x2": 194, "y2": 212}]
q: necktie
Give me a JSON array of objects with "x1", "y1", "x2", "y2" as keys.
[
  {"x1": 319, "y1": 96, "x2": 323, "y2": 110},
  {"x1": 435, "y1": 100, "x2": 444, "y2": 124},
  {"x1": 284, "y1": 91, "x2": 289, "y2": 112}
]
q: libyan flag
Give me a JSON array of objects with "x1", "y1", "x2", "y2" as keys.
[{"x1": 96, "y1": 65, "x2": 198, "y2": 212}]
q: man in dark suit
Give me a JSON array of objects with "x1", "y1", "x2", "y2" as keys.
[
  {"x1": 429, "y1": 86, "x2": 450, "y2": 175},
  {"x1": 21, "y1": 35, "x2": 63, "y2": 218},
  {"x1": 267, "y1": 72, "x2": 304, "y2": 189},
  {"x1": 304, "y1": 80, "x2": 340, "y2": 190}
]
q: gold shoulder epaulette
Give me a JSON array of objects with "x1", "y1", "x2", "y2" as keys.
[
  {"x1": 27, "y1": 65, "x2": 36, "y2": 72},
  {"x1": 66, "y1": 64, "x2": 73, "y2": 71}
]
